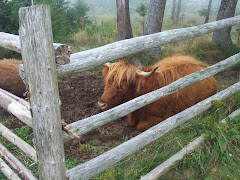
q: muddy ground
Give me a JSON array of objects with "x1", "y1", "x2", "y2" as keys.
[{"x1": 0, "y1": 61, "x2": 239, "y2": 164}]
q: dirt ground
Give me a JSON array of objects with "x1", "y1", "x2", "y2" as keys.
[{"x1": 0, "y1": 61, "x2": 239, "y2": 163}]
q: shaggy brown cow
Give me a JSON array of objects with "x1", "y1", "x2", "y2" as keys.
[
  {"x1": 98, "y1": 54, "x2": 217, "y2": 131},
  {"x1": 0, "y1": 59, "x2": 26, "y2": 97}
]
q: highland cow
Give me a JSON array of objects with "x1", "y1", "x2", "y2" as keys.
[{"x1": 98, "y1": 54, "x2": 217, "y2": 131}]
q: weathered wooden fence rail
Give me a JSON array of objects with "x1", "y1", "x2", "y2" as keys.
[
  {"x1": 0, "y1": 32, "x2": 72, "y2": 65},
  {"x1": 0, "y1": 4, "x2": 240, "y2": 180},
  {"x1": 140, "y1": 108, "x2": 240, "y2": 180},
  {"x1": 1, "y1": 15, "x2": 240, "y2": 80}
]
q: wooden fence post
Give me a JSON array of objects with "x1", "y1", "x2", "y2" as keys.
[{"x1": 19, "y1": 5, "x2": 66, "y2": 180}]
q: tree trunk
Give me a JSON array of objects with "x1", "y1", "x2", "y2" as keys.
[
  {"x1": 176, "y1": 0, "x2": 182, "y2": 25},
  {"x1": 212, "y1": 0, "x2": 238, "y2": 48},
  {"x1": 144, "y1": 0, "x2": 167, "y2": 59},
  {"x1": 116, "y1": 0, "x2": 133, "y2": 40},
  {"x1": 205, "y1": 0, "x2": 212, "y2": 23},
  {"x1": 171, "y1": 0, "x2": 176, "y2": 24}
]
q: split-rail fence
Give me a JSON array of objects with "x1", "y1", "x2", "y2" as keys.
[{"x1": 0, "y1": 4, "x2": 240, "y2": 180}]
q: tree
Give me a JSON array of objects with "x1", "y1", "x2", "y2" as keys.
[
  {"x1": 198, "y1": 0, "x2": 212, "y2": 24},
  {"x1": 171, "y1": 0, "x2": 176, "y2": 25},
  {"x1": 176, "y1": 0, "x2": 182, "y2": 25},
  {"x1": 66, "y1": 0, "x2": 90, "y2": 31},
  {"x1": 116, "y1": 0, "x2": 133, "y2": 40},
  {"x1": 0, "y1": 0, "x2": 90, "y2": 42},
  {"x1": 212, "y1": 0, "x2": 238, "y2": 49},
  {"x1": 136, "y1": 2, "x2": 148, "y2": 33},
  {"x1": 205, "y1": 0, "x2": 212, "y2": 23},
  {"x1": 144, "y1": 0, "x2": 167, "y2": 59}
]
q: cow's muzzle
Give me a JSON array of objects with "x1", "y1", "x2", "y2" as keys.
[{"x1": 98, "y1": 99, "x2": 107, "y2": 110}]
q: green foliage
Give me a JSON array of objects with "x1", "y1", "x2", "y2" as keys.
[
  {"x1": 136, "y1": 3, "x2": 148, "y2": 17},
  {"x1": 172, "y1": 99, "x2": 240, "y2": 178},
  {"x1": 0, "y1": 0, "x2": 91, "y2": 43},
  {"x1": 96, "y1": 167, "x2": 125, "y2": 180},
  {"x1": 12, "y1": 126, "x2": 33, "y2": 145},
  {"x1": 1, "y1": 120, "x2": 11, "y2": 127},
  {"x1": 65, "y1": 157, "x2": 80, "y2": 169},
  {"x1": 198, "y1": 9, "x2": 210, "y2": 17},
  {"x1": 70, "y1": 21, "x2": 118, "y2": 49}
]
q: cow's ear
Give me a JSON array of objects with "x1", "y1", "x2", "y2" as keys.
[
  {"x1": 102, "y1": 66, "x2": 109, "y2": 78},
  {"x1": 103, "y1": 63, "x2": 112, "y2": 78},
  {"x1": 136, "y1": 66, "x2": 159, "y2": 78}
]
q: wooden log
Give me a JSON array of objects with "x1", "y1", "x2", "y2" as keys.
[
  {"x1": 0, "y1": 33, "x2": 21, "y2": 53},
  {"x1": 63, "y1": 52, "x2": 240, "y2": 141},
  {"x1": 66, "y1": 82, "x2": 240, "y2": 180},
  {"x1": 53, "y1": 43, "x2": 72, "y2": 65},
  {"x1": 19, "y1": 4, "x2": 66, "y2": 180},
  {"x1": 56, "y1": 15, "x2": 240, "y2": 79},
  {"x1": 17, "y1": 16, "x2": 240, "y2": 80},
  {"x1": 0, "y1": 88, "x2": 32, "y2": 127},
  {"x1": 0, "y1": 123, "x2": 37, "y2": 161},
  {"x1": 140, "y1": 108, "x2": 240, "y2": 180},
  {"x1": 0, "y1": 143, "x2": 37, "y2": 180},
  {"x1": 0, "y1": 158, "x2": 21, "y2": 180},
  {"x1": 0, "y1": 32, "x2": 72, "y2": 65}
]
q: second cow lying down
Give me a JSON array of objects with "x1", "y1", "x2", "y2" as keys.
[
  {"x1": 0, "y1": 59, "x2": 25, "y2": 97},
  {"x1": 98, "y1": 54, "x2": 217, "y2": 132}
]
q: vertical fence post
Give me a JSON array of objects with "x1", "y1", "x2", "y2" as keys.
[{"x1": 19, "y1": 5, "x2": 66, "y2": 180}]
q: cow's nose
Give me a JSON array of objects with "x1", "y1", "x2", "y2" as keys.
[{"x1": 98, "y1": 99, "x2": 107, "y2": 110}]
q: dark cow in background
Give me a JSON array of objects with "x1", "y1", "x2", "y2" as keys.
[
  {"x1": 0, "y1": 59, "x2": 25, "y2": 97},
  {"x1": 98, "y1": 54, "x2": 218, "y2": 131}
]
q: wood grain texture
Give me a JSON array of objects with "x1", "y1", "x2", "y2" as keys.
[
  {"x1": 19, "y1": 5, "x2": 66, "y2": 180},
  {"x1": 0, "y1": 89, "x2": 32, "y2": 127},
  {"x1": 0, "y1": 32, "x2": 72, "y2": 65}
]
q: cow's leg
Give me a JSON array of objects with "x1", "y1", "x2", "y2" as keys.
[
  {"x1": 137, "y1": 116, "x2": 165, "y2": 132},
  {"x1": 127, "y1": 112, "x2": 139, "y2": 126}
]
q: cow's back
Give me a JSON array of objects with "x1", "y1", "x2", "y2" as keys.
[
  {"x1": 136, "y1": 54, "x2": 217, "y2": 131},
  {"x1": 0, "y1": 60, "x2": 25, "y2": 97}
]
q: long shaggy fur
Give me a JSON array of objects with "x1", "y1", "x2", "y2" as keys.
[
  {"x1": 0, "y1": 59, "x2": 25, "y2": 97},
  {"x1": 99, "y1": 54, "x2": 218, "y2": 131}
]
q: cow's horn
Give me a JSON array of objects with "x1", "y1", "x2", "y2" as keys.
[
  {"x1": 136, "y1": 66, "x2": 159, "y2": 78},
  {"x1": 104, "y1": 62, "x2": 112, "y2": 67}
]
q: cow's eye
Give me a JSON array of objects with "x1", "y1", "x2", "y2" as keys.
[{"x1": 117, "y1": 86, "x2": 125, "y2": 92}]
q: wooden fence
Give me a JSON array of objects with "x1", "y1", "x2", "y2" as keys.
[{"x1": 0, "y1": 4, "x2": 240, "y2": 180}]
